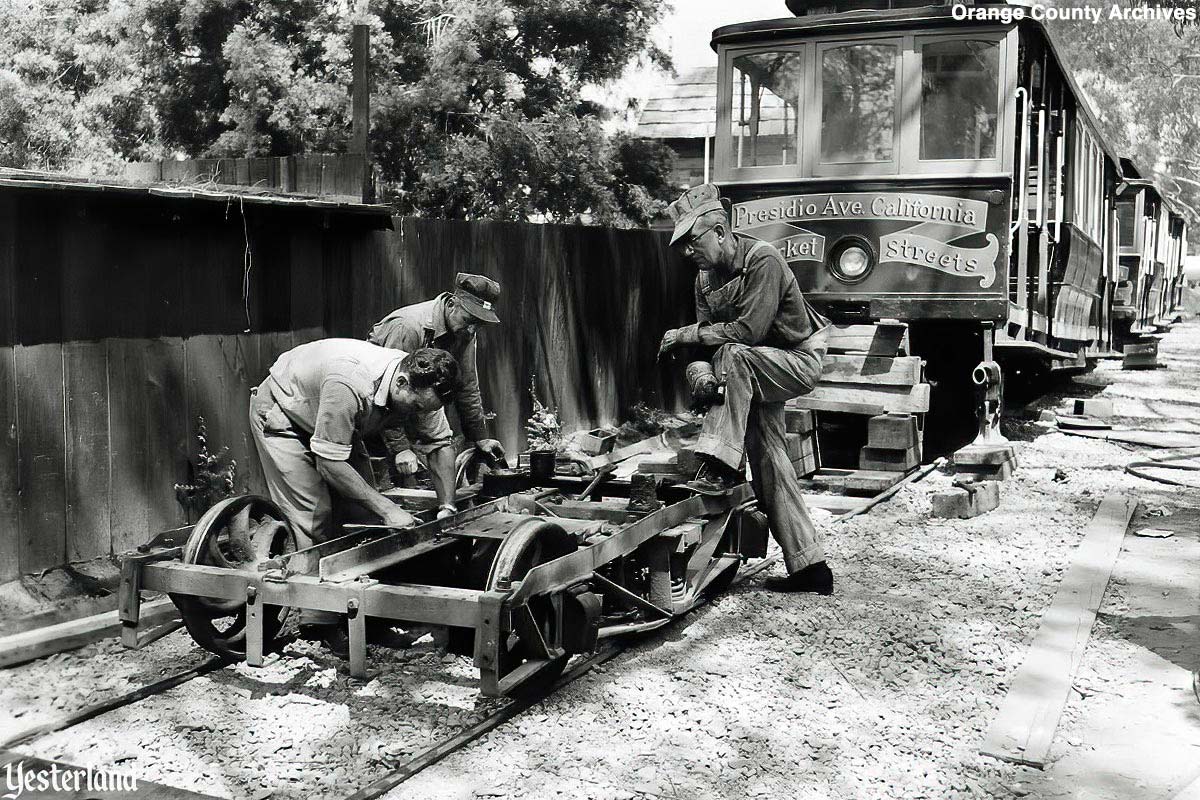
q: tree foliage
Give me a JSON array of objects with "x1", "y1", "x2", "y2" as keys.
[
  {"x1": 0, "y1": 0, "x2": 677, "y2": 226},
  {"x1": 1050, "y1": 2, "x2": 1200, "y2": 226}
]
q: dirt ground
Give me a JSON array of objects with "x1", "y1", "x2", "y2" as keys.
[{"x1": 2, "y1": 322, "x2": 1199, "y2": 800}]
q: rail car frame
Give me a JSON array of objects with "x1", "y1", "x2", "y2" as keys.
[{"x1": 118, "y1": 472, "x2": 766, "y2": 696}]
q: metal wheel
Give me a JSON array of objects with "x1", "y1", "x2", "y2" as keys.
[
  {"x1": 483, "y1": 519, "x2": 577, "y2": 687},
  {"x1": 172, "y1": 495, "x2": 296, "y2": 660}
]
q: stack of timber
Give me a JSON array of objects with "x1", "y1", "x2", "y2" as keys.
[
  {"x1": 786, "y1": 408, "x2": 820, "y2": 478},
  {"x1": 951, "y1": 443, "x2": 1019, "y2": 481},
  {"x1": 788, "y1": 322, "x2": 928, "y2": 494},
  {"x1": 859, "y1": 413, "x2": 922, "y2": 472},
  {"x1": 1122, "y1": 340, "x2": 1159, "y2": 370}
]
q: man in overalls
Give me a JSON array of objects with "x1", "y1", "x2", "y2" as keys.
[
  {"x1": 658, "y1": 183, "x2": 834, "y2": 595},
  {"x1": 368, "y1": 273, "x2": 507, "y2": 508}
]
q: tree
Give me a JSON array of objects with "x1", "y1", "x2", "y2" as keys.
[
  {"x1": 1049, "y1": 2, "x2": 1200, "y2": 227},
  {"x1": 0, "y1": 0, "x2": 678, "y2": 226}
]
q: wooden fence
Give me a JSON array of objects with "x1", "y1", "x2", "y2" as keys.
[{"x1": 0, "y1": 191, "x2": 692, "y2": 581}]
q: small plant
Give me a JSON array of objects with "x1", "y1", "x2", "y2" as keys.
[
  {"x1": 175, "y1": 416, "x2": 238, "y2": 520},
  {"x1": 525, "y1": 377, "x2": 562, "y2": 451}
]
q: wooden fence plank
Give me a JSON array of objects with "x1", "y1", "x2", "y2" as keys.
[
  {"x1": 16, "y1": 344, "x2": 66, "y2": 573},
  {"x1": 63, "y1": 342, "x2": 111, "y2": 561},
  {"x1": 144, "y1": 338, "x2": 188, "y2": 533},
  {"x1": 980, "y1": 494, "x2": 1138, "y2": 767},
  {"x1": 107, "y1": 339, "x2": 150, "y2": 554},
  {"x1": 0, "y1": 195, "x2": 18, "y2": 581}
]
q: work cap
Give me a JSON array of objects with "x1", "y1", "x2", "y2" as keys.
[
  {"x1": 667, "y1": 183, "x2": 726, "y2": 246},
  {"x1": 454, "y1": 272, "x2": 501, "y2": 324}
]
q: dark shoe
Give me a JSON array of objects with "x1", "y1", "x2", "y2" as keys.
[
  {"x1": 685, "y1": 458, "x2": 742, "y2": 496},
  {"x1": 764, "y1": 561, "x2": 834, "y2": 595},
  {"x1": 298, "y1": 623, "x2": 350, "y2": 659}
]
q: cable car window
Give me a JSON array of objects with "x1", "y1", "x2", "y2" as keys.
[
  {"x1": 1117, "y1": 200, "x2": 1136, "y2": 248},
  {"x1": 730, "y1": 51, "x2": 804, "y2": 169},
  {"x1": 820, "y1": 43, "x2": 896, "y2": 163},
  {"x1": 919, "y1": 40, "x2": 999, "y2": 160}
]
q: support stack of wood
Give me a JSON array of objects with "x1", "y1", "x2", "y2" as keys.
[
  {"x1": 951, "y1": 443, "x2": 1019, "y2": 481},
  {"x1": 1122, "y1": 340, "x2": 1158, "y2": 370},
  {"x1": 785, "y1": 322, "x2": 928, "y2": 493},
  {"x1": 786, "y1": 408, "x2": 820, "y2": 478},
  {"x1": 636, "y1": 447, "x2": 701, "y2": 481},
  {"x1": 859, "y1": 413, "x2": 922, "y2": 472}
]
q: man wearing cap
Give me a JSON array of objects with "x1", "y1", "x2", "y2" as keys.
[
  {"x1": 250, "y1": 340, "x2": 461, "y2": 654},
  {"x1": 368, "y1": 273, "x2": 507, "y2": 508},
  {"x1": 657, "y1": 183, "x2": 835, "y2": 595}
]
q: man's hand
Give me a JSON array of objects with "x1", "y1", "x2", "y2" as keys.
[
  {"x1": 380, "y1": 506, "x2": 417, "y2": 530},
  {"x1": 393, "y1": 449, "x2": 420, "y2": 476},
  {"x1": 475, "y1": 438, "x2": 507, "y2": 466},
  {"x1": 658, "y1": 328, "x2": 681, "y2": 360},
  {"x1": 436, "y1": 504, "x2": 457, "y2": 521}
]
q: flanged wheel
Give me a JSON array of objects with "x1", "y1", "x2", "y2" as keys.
[
  {"x1": 483, "y1": 519, "x2": 577, "y2": 687},
  {"x1": 172, "y1": 495, "x2": 296, "y2": 660}
]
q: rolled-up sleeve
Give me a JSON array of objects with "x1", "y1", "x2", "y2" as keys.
[
  {"x1": 311, "y1": 379, "x2": 364, "y2": 461},
  {"x1": 405, "y1": 408, "x2": 454, "y2": 455}
]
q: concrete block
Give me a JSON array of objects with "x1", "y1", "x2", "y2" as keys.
[
  {"x1": 785, "y1": 408, "x2": 814, "y2": 434},
  {"x1": 867, "y1": 413, "x2": 919, "y2": 449},
  {"x1": 932, "y1": 480, "x2": 1000, "y2": 519},
  {"x1": 859, "y1": 445, "x2": 920, "y2": 472},
  {"x1": 1071, "y1": 398, "x2": 1113, "y2": 418}
]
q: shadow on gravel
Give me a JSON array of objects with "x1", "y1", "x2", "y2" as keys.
[{"x1": 1098, "y1": 612, "x2": 1200, "y2": 674}]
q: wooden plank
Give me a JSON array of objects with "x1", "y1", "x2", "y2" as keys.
[
  {"x1": 789, "y1": 382, "x2": 931, "y2": 414},
  {"x1": 820, "y1": 354, "x2": 923, "y2": 386},
  {"x1": 802, "y1": 494, "x2": 870, "y2": 514},
  {"x1": 144, "y1": 338, "x2": 188, "y2": 533},
  {"x1": 0, "y1": 598, "x2": 178, "y2": 668},
  {"x1": 980, "y1": 494, "x2": 1138, "y2": 767},
  {"x1": 64, "y1": 342, "x2": 111, "y2": 561},
  {"x1": 825, "y1": 323, "x2": 909, "y2": 356},
  {"x1": 16, "y1": 343, "x2": 66, "y2": 573},
  {"x1": 0, "y1": 195, "x2": 18, "y2": 582},
  {"x1": 108, "y1": 339, "x2": 150, "y2": 553}
]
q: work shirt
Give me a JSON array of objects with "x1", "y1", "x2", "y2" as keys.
[
  {"x1": 368, "y1": 293, "x2": 489, "y2": 445},
  {"x1": 688, "y1": 234, "x2": 829, "y2": 349},
  {"x1": 266, "y1": 338, "x2": 452, "y2": 461}
]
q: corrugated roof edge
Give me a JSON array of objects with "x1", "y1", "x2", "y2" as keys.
[{"x1": 0, "y1": 167, "x2": 394, "y2": 220}]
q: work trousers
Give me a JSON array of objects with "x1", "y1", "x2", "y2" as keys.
[
  {"x1": 695, "y1": 338, "x2": 827, "y2": 574},
  {"x1": 249, "y1": 379, "x2": 373, "y2": 625}
]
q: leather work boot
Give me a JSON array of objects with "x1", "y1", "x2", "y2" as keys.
[
  {"x1": 299, "y1": 623, "x2": 351, "y2": 659},
  {"x1": 764, "y1": 561, "x2": 834, "y2": 595},
  {"x1": 685, "y1": 458, "x2": 743, "y2": 496}
]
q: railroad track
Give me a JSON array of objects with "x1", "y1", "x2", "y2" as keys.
[{"x1": 1, "y1": 468, "x2": 933, "y2": 800}]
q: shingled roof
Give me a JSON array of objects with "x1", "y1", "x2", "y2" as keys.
[{"x1": 634, "y1": 66, "x2": 791, "y2": 141}]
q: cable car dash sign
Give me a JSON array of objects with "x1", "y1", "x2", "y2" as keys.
[{"x1": 732, "y1": 192, "x2": 1000, "y2": 288}]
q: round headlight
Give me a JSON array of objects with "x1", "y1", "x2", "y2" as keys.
[
  {"x1": 838, "y1": 246, "x2": 870, "y2": 277},
  {"x1": 828, "y1": 237, "x2": 875, "y2": 284}
]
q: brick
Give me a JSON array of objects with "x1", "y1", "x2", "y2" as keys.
[
  {"x1": 867, "y1": 413, "x2": 919, "y2": 449},
  {"x1": 1070, "y1": 398, "x2": 1114, "y2": 418},
  {"x1": 785, "y1": 433, "x2": 816, "y2": 461},
  {"x1": 859, "y1": 445, "x2": 920, "y2": 472},
  {"x1": 785, "y1": 408, "x2": 814, "y2": 434}
]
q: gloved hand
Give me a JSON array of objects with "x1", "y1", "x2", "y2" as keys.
[
  {"x1": 436, "y1": 504, "x2": 457, "y2": 520},
  {"x1": 394, "y1": 449, "x2": 420, "y2": 475},
  {"x1": 475, "y1": 438, "x2": 508, "y2": 467}
]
